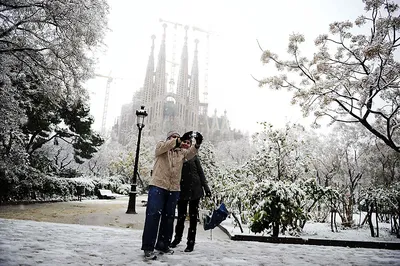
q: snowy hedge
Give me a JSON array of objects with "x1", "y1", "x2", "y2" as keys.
[{"x1": 0, "y1": 168, "x2": 129, "y2": 203}]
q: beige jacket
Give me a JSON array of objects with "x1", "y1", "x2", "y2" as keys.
[{"x1": 149, "y1": 138, "x2": 198, "y2": 191}]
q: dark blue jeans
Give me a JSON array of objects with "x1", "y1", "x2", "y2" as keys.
[{"x1": 141, "y1": 185, "x2": 180, "y2": 251}]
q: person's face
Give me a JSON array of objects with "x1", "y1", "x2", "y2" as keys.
[{"x1": 181, "y1": 140, "x2": 191, "y2": 149}]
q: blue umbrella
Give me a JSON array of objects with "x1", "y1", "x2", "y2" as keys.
[{"x1": 203, "y1": 203, "x2": 229, "y2": 230}]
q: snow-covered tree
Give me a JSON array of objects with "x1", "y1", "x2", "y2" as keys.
[
  {"x1": 247, "y1": 123, "x2": 313, "y2": 182},
  {"x1": 197, "y1": 141, "x2": 224, "y2": 209},
  {"x1": 21, "y1": 91, "x2": 104, "y2": 164},
  {"x1": 0, "y1": 1, "x2": 108, "y2": 157},
  {"x1": 204, "y1": 123, "x2": 322, "y2": 235},
  {"x1": 105, "y1": 135, "x2": 156, "y2": 190},
  {"x1": 362, "y1": 137, "x2": 400, "y2": 186},
  {"x1": 0, "y1": 0, "x2": 109, "y2": 201},
  {"x1": 78, "y1": 139, "x2": 129, "y2": 177},
  {"x1": 309, "y1": 134, "x2": 342, "y2": 187},
  {"x1": 1, "y1": 0, "x2": 108, "y2": 94},
  {"x1": 214, "y1": 137, "x2": 255, "y2": 169},
  {"x1": 258, "y1": 0, "x2": 400, "y2": 152}
]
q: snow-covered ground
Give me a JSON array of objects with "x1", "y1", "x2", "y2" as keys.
[{"x1": 1, "y1": 218, "x2": 400, "y2": 266}]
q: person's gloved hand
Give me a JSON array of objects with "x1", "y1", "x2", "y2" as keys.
[
  {"x1": 194, "y1": 132, "x2": 203, "y2": 146},
  {"x1": 181, "y1": 131, "x2": 193, "y2": 142}
]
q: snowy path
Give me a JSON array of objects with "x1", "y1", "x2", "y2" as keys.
[{"x1": 1, "y1": 218, "x2": 400, "y2": 266}]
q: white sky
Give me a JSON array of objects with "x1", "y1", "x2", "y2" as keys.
[
  {"x1": 85, "y1": 0, "x2": 366, "y2": 134},
  {"x1": 1, "y1": 217, "x2": 400, "y2": 265}
]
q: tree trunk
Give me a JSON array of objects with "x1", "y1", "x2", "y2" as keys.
[
  {"x1": 398, "y1": 203, "x2": 400, "y2": 238},
  {"x1": 361, "y1": 212, "x2": 368, "y2": 226},
  {"x1": 368, "y1": 202, "x2": 375, "y2": 237},
  {"x1": 231, "y1": 212, "x2": 244, "y2": 233},
  {"x1": 300, "y1": 219, "x2": 306, "y2": 230},
  {"x1": 392, "y1": 214, "x2": 400, "y2": 238},
  {"x1": 334, "y1": 211, "x2": 338, "y2": 232},
  {"x1": 272, "y1": 222, "x2": 279, "y2": 237},
  {"x1": 390, "y1": 213, "x2": 394, "y2": 234},
  {"x1": 375, "y1": 199, "x2": 379, "y2": 237},
  {"x1": 346, "y1": 195, "x2": 353, "y2": 227},
  {"x1": 330, "y1": 196, "x2": 338, "y2": 233},
  {"x1": 330, "y1": 210, "x2": 338, "y2": 233}
]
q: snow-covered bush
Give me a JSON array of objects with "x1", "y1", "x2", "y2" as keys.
[
  {"x1": 116, "y1": 184, "x2": 130, "y2": 195},
  {"x1": 67, "y1": 176, "x2": 96, "y2": 189},
  {"x1": 42, "y1": 175, "x2": 70, "y2": 199},
  {"x1": 92, "y1": 175, "x2": 126, "y2": 193},
  {"x1": 66, "y1": 176, "x2": 96, "y2": 196},
  {"x1": 249, "y1": 180, "x2": 306, "y2": 237}
]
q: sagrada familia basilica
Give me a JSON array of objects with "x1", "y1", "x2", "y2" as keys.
[{"x1": 112, "y1": 22, "x2": 243, "y2": 144}]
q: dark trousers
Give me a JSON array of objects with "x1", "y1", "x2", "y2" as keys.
[
  {"x1": 174, "y1": 198, "x2": 200, "y2": 244},
  {"x1": 141, "y1": 186, "x2": 180, "y2": 251}
]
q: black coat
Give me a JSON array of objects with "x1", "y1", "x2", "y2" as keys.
[{"x1": 179, "y1": 155, "x2": 210, "y2": 201}]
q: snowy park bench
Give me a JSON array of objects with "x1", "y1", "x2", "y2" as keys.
[{"x1": 98, "y1": 189, "x2": 116, "y2": 199}]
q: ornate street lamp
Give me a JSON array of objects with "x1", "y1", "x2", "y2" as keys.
[{"x1": 126, "y1": 105, "x2": 148, "y2": 214}]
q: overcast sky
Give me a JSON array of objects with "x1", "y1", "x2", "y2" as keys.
[{"x1": 84, "y1": 0, "x2": 366, "y2": 135}]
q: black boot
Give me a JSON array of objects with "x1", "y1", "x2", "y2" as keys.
[
  {"x1": 170, "y1": 238, "x2": 181, "y2": 248},
  {"x1": 155, "y1": 242, "x2": 174, "y2": 254},
  {"x1": 144, "y1": 250, "x2": 157, "y2": 260},
  {"x1": 184, "y1": 240, "x2": 194, "y2": 252}
]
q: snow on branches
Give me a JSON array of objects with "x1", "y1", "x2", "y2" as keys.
[{"x1": 258, "y1": 0, "x2": 400, "y2": 152}]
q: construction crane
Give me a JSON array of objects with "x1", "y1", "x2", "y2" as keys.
[
  {"x1": 94, "y1": 72, "x2": 123, "y2": 136},
  {"x1": 192, "y1": 26, "x2": 218, "y2": 105},
  {"x1": 159, "y1": 18, "x2": 184, "y2": 93},
  {"x1": 192, "y1": 26, "x2": 218, "y2": 36}
]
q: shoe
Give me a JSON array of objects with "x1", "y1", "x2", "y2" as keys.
[
  {"x1": 144, "y1": 250, "x2": 157, "y2": 260},
  {"x1": 184, "y1": 241, "x2": 194, "y2": 252},
  {"x1": 157, "y1": 247, "x2": 174, "y2": 255},
  {"x1": 184, "y1": 245, "x2": 194, "y2": 252},
  {"x1": 170, "y1": 238, "x2": 181, "y2": 248}
]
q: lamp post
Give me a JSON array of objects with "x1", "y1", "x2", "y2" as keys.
[{"x1": 126, "y1": 105, "x2": 148, "y2": 214}]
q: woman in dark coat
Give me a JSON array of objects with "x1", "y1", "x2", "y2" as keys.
[{"x1": 170, "y1": 140, "x2": 211, "y2": 252}]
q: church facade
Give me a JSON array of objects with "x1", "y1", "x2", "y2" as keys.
[{"x1": 112, "y1": 24, "x2": 242, "y2": 144}]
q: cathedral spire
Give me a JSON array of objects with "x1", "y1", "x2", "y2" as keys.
[
  {"x1": 175, "y1": 26, "x2": 190, "y2": 131},
  {"x1": 142, "y1": 35, "x2": 155, "y2": 106},
  {"x1": 154, "y1": 24, "x2": 167, "y2": 98},
  {"x1": 150, "y1": 23, "x2": 167, "y2": 134},
  {"x1": 188, "y1": 39, "x2": 199, "y2": 104},
  {"x1": 187, "y1": 39, "x2": 200, "y2": 129},
  {"x1": 220, "y1": 109, "x2": 230, "y2": 132},
  {"x1": 176, "y1": 26, "x2": 189, "y2": 99},
  {"x1": 211, "y1": 109, "x2": 220, "y2": 131}
]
